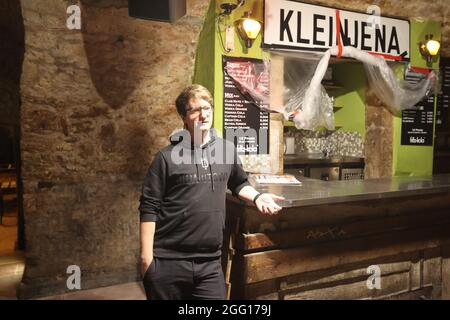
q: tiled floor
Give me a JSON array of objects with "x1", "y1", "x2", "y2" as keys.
[
  {"x1": 0, "y1": 199, "x2": 18, "y2": 256},
  {"x1": 1, "y1": 193, "x2": 23, "y2": 300},
  {"x1": 0, "y1": 251, "x2": 25, "y2": 300}
]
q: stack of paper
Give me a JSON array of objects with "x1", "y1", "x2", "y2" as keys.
[{"x1": 250, "y1": 174, "x2": 302, "y2": 185}]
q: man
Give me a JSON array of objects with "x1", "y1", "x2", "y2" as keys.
[{"x1": 139, "y1": 84, "x2": 284, "y2": 300}]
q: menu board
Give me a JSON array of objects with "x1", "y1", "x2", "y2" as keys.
[
  {"x1": 436, "y1": 57, "x2": 450, "y2": 131},
  {"x1": 401, "y1": 69, "x2": 435, "y2": 146},
  {"x1": 223, "y1": 56, "x2": 270, "y2": 154}
]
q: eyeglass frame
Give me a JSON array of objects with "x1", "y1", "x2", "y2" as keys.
[{"x1": 185, "y1": 105, "x2": 214, "y2": 117}]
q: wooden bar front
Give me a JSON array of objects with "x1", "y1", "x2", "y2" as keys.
[{"x1": 224, "y1": 177, "x2": 450, "y2": 300}]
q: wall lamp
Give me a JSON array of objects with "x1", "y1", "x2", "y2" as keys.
[
  {"x1": 419, "y1": 34, "x2": 441, "y2": 65},
  {"x1": 218, "y1": 1, "x2": 262, "y2": 49},
  {"x1": 237, "y1": 11, "x2": 262, "y2": 48}
]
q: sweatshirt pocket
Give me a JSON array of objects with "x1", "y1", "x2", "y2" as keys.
[{"x1": 163, "y1": 209, "x2": 223, "y2": 253}]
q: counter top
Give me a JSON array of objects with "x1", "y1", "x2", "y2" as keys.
[{"x1": 229, "y1": 174, "x2": 450, "y2": 208}]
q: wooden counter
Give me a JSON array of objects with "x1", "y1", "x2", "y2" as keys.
[{"x1": 224, "y1": 174, "x2": 450, "y2": 300}]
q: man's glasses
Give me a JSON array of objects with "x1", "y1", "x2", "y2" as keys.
[{"x1": 186, "y1": 106, "x2": 213, "y2": 117}]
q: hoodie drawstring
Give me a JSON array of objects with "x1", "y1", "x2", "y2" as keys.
[
  {"x1": 207, "y1": 146, "x2": 214, "y2": 191},
  {"x1": 195, "y1": 149, "x2": 200, "y2": 183}
]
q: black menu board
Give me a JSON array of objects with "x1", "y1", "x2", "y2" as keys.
[
  {"x1": 222, "y1": 56, "x2": 270, "y2": 154},
  {"x1": 436, "y1": 57, "x2": 450, "y2": 131},
  {"x1": 401, "y1": 69, "x2": 435, "y2": 146}
]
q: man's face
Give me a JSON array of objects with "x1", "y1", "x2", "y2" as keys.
[{"x1": 183, "y1": 98, "x2": 213, "y2": 139}]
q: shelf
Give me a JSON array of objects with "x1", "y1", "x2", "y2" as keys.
[
  {"x1": 284, "y1": 107, "x2": 344, "y2": 127},
  {"x1": 323, "y1": 84, "x2": 344, "y2": 90},
  {"x1": 284, "y1": 120, "x2": 295, "y2": 127},
  {"x1": 322, "y1": 80, "x2": 343, "y2": 90}
]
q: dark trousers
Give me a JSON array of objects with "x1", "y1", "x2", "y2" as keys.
[{"x1": 142, "y1": 256, "x2": 226, "y2": 300}]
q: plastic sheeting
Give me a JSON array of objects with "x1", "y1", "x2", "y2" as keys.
[
  {"x1": 284, "y1": 50, "x2": 335, "y2": 131},
  {"x1": 224, "y1": 46, "x2": 437, "y2": 131},
  {"x1": 286, "y1": 46, "x2": 437, "y2": 130}
]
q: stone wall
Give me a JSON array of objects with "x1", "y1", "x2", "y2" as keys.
[
  {"x1": 18, "y1": 0, "x2": 209, "y2": 298},
  {"x1": 365, "y1": 88, "x2": 393, "y2": 178}
]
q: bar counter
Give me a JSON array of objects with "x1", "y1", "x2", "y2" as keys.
[
  {"x1": 235, "y1": 174, "x2": 450, "y2": 207},
  {"x1": 224, "y1": 174, "x2": 450, "y2": 300}
]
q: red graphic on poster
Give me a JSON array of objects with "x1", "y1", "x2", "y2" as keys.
[{"x1": 224, "y1": 58, "x2": 270, "y2": 108}]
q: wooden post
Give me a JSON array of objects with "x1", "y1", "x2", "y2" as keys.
[
  {"x1": 269, "y1": 53, "x2": 285, "y2": 174},
  {"x1": 442, "y1": 241, "x2": 450, "y2": 299},
  {"x1": 225, "y1": 216, "x2": 240, "y2": 299}
]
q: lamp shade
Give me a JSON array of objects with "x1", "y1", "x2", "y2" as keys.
[
  {"x1": 241, "y1": 18, "x2": 261, "y2": 40},
  {"x1": 237, "y1": 11, "x2": 262, "y2": 48},
  {"x1": 426, "y1": 39, "x2": 440, "y2": 56}
]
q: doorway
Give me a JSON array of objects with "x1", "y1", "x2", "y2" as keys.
[{"x1": 0, "y1": 0, "x2": 25, "y2": 300}]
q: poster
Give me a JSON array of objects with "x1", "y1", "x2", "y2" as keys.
[
  {"x1": 436, "y1": 57, "x2": 450, "y2": 131},
  {"x1": 222, "y1": 56, "x2": 270, "y2": 155},
  {"x1": 401, "y1": 69, "x2": 435, "y2": 146}
]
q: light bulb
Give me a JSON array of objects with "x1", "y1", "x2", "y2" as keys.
[
  {"x1": 426, "y1": 39, "x2": 440, "y2": 56},
  {"x1": 242, "y1": 18, "x2": 261, "y2": 40}
]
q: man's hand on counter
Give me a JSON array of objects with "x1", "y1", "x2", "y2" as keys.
[
  {"x1": 238, "y1": 186, "x2": 285, "y2": 215},
  {"x1": 254, "y1": 193, "x2": 285, "y2": 215}
]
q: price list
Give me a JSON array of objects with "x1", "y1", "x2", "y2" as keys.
[
  {"x1": 222, "y1": 56, "x2": 270, "y2": 154},
  {"x1": 436, "y1": 57, "x2": 450, "y2": 131},
  {"x1": 401, "y1": 69, "x2": 435, "y2": 146}
]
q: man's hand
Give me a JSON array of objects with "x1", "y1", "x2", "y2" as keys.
[
  {"x1": 255, "y1": 193, "x2": 285, "y2": 215},
  {"x1": 140, "y1": 255, "x2": 153, "y2": 279},
  {"x1": 140, "y1": 222, "x2": 155, "y2": 278}
]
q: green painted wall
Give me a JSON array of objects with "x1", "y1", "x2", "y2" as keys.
[
  {"x1": 331, "y1": 62, "x2": 367, "y2": 138},
  {"x1": 213, "y1": 0, "x2": 268, "y2": 137},
  {"x1": 391, "y1": 19, "x2": 441, "y2": 176},
  {"x1": 194, "y1": 0, "x2": 268, "y2": 137},
  {"x1": 192, "y1": 1, "x2": 216, "y2": 95},
  {"x1": 410, "y1": 19, "x2": 441, "y2": 70}
]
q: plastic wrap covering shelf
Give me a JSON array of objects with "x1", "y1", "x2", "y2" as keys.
[
  {"x1": 282, "y1": 50, "x2": 335, "y2": 131},
  {"x1": 284, "y1": 46, "x2": 437, "y2": 130}
]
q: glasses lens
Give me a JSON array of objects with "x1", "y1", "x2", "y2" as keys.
[
  {"x1": 189, "y1": 107, "x2": 211, "y2": 116},
  {"x1": 203, "y1": 107, "x2": 212, "y2": 114}
]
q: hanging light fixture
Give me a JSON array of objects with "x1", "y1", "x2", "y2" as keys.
[
  {"x1": 419, "y1": 34, "x2": 441, "y2": 65},
  {"x1": 218, "y1": 0, "x2": 245, "y2": 17},
  {"x1": 237, "y1": 11, "x2": 261, "y2": 48},
  {"x1": 217, "y1": 1, "x2": 246, "y2": 52}
]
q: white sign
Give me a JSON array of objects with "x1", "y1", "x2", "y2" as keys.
[{"x1": 264, "y1": 0, "x2": 410, "y2": 60}]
